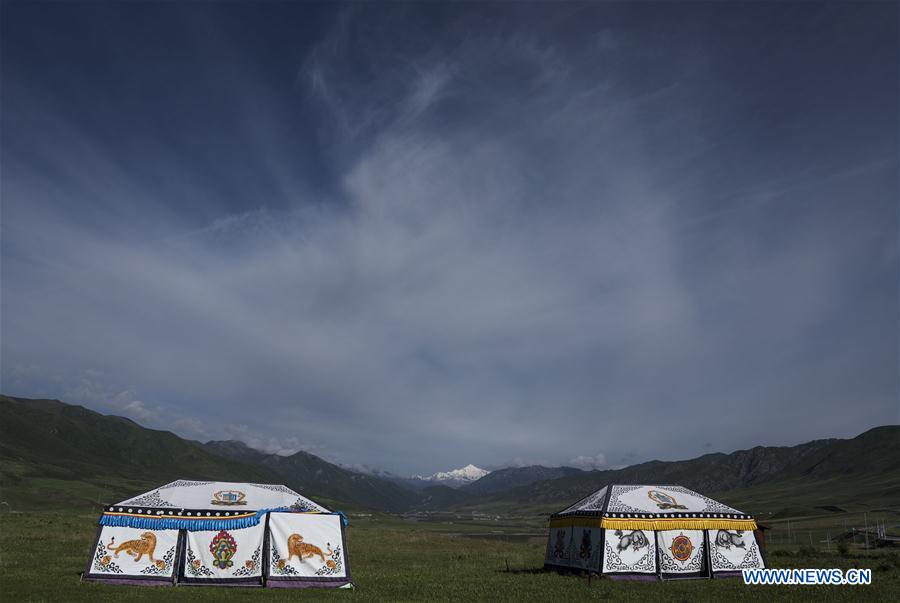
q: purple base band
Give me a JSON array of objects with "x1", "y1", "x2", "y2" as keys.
[
  {"x1": 178, "y1": 581, "x2": 263, "y2": 587},
  {"x1": 83, "y1": 576, "x2": 350, "y2": 589},
  {"x1": 713, "y1": 571, "x2": 743, "y2": 579},
  {"x1": 82, "y1": 577, "x2": 173, "y2": 586},
  {"x1": 267, "y1": 580, "x2": 351, "y2": 589},
  {"x1": 605, "y1": 574, "x2": 659, "y2": 581}
]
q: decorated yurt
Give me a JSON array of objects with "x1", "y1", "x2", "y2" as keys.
[
  {"x1": 544, "y1": 484, "x2": 765, "y2": 579},
  {"x1": 82, "y1": 480, "x2": 351, "y2": 588}
]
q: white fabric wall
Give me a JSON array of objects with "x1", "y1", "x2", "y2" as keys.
[
  {"x1": 89, "y1": 526, "x2": 179, "y2": 578},
  {"x1": 709, "y1": 529, "x2": 765, "y2": 571},
  {"x1": 183, "y1": 524, "x2": 264, "y2": 580},
  {"x1": 268, "y1": 512, "x2": 347, "y2": 579},
  {"x1": 602, "y1": 528, "x2": 657, "y2": 574},
  {"x1": 656, "y1": 529, "x2": 706, "y2": 575}
]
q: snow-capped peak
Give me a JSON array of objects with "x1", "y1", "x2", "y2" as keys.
[{"x1": 415, "y1": 464, "x2": 490, "y2": 485}]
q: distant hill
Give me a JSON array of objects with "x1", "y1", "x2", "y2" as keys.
[
  {"x1": 204, "y1": 440, "x2": 417, "y2": 513},
  {"x1": 453, "y1": 426, "x2": 900, "y2": 517},
  {"x1": 335, "y1": 464, "x2": 448, "y2": 491},
  {"x1": 412, "y1": 484, "x2": 475, "y2": 511},
  {"x1": 2, "y1": 394, "x2": 897, "y2": 520},
  {"x1": 770, "y1": 425, "x2": 899, "y2": 479},
  {"x1": 0, "y1": 395, "x2": 417, "y2": 513},
  {"x1": 0, "y1": 395, "x2": 278, "y2": 509},
  {"x1": 204, "y1": 439, "x2": 272, "y2": 464},
  {"x1": 462, "y1": 465, "x2": 583, "y2": 496}
]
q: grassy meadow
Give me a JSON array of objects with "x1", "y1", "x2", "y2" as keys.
[
  {"x1": 2, "y1": 408, "x2": 898, "y2": 601},
  {"x1": 1, "y1": 507, "x2": 897, "y2": 602}
]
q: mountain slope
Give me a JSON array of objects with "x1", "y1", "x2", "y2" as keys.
[
  {"x1": 0, "y1": 395, "x2": 279, "y2": 508},
  {"x1": 203, "y1": 439, "x2": 272, "y2": 465},
  {"x1": 452, "y1": 426, "x2": 900, "y2": 515},
  {"x1": 3, "y1": 394, "x2": 896, "y2": 519},
  {"x1": 0, "y1": 395, "x2": 418, "y2": 513},
  {"x1": 204, "y1": 441, "x2": 418, "y2": 513},
  {"x1": 471, "y1": 438, "x2": 836, "y2": 511},
  {"x1": 0, "y1": 395, "x2": 281, "y2": 483},
  {"x1": 202, "y1": 440, "x2": 486, "y2": 512},
  {"x1": 413, "y1": 485, "x2": 476, "y2": 511},
  {"x1": 462, "y1": 465, "x2": 583, "y2": 496},
  {"x1": 773, "y1": 425, "x2": 900, "y2": 479}
]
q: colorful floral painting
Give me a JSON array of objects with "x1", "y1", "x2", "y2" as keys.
[{"x1": 209, "y1": 529, "x2": 237, "y2": 569}]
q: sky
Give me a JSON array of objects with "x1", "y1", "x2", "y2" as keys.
[{"x1": 1, "y1": 2, "x2": 897, "y2": 475}]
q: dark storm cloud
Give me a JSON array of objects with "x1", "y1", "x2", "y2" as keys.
[{"x1": 1, "y1": 2, "x2": 897, "y2": 473}]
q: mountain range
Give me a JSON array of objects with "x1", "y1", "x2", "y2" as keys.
[
  {"x1": 1, "y1": 394, "x2": 897, "y2": 519},
  {"x1": 460, "y1": 465, "x2": 584, "y2": 496},
  {"x1": 342, "y1": 462, "x2": 494, "y2": 491},
  {"x1": 414, "y1": 463, "x2": 491, "y2": 487}
]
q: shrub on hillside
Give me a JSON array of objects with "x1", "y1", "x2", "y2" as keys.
[{"x1": 798, "y1": 544, "x2": 818, "y2": 556}]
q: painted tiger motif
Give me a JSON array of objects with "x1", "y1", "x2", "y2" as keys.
[
  {"x1": 287, "y1": 533, "x2": 332, "y2": 564},
  {"x1": 107, "y1": 532, "x2": 157, "y2": 562}
]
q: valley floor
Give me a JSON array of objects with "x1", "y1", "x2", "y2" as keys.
[{"x1": 1, "y1": 511, "x2": 897, "y2": 601}]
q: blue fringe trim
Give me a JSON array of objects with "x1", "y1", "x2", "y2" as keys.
[
  {"x1": 98, "y1": 508, "x2": 349, "y2": 531},
  {"x1": 99, "y1": 513, "x2": 259, "y2": 531}
]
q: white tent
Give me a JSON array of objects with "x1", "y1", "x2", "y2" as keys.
[
  {"x1": 544, "y1": 484, "x2": 765, "y2": 579},
  {"x1": 82, "y1": 480, "x2": 351, "y2": 588}
]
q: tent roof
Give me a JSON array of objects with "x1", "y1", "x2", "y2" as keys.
[
  {"x1": 99, "y1": 480, "x2": 339, "y2": 532},
  {"x1": 114, "y1": 480, "x2": 328, "y2": 513},
  {"x1": 550, "y1": 484, "x2": 756, "y2": 531}
]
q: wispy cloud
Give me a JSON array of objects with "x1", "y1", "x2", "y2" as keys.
[
  {"x1": 569, "y1": 454, "x2": 608, "y2": 471},
  {"x1": 2, "y1": 3, "x2": 896, "y2": 473}
]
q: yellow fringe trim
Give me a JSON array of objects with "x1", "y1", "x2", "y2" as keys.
[
  {"x1": 549, "y1": 517, "x2": 757, "y2": 531},
  {"x1": 600, "y1": 517, "x2": 757, "y2": 531}
]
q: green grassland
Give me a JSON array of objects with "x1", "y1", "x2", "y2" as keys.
[
  {"x1": 1, "y1": 397, "x2": 897, "y2": 600},
  {"x1": 1, "y1": 507, "x2": 897, "y2": 602}
]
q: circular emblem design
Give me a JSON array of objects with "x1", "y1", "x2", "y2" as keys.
[{"x1": 670, "y1": 534, "x2": 693, "y2": 562}]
